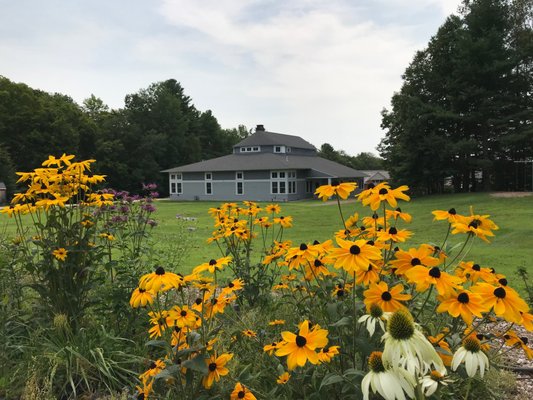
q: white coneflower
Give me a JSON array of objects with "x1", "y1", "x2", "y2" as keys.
[
  {"x1": 382, "y1": 309, "x2": 444, "y2": 375},
  {"x1": 358, "y1": 303, "x2": 387, "y2": 337},
  {"x1": 362, "y1": 351, "x2": 416, "y2": 400},
  {"x1": 421, "y1": 369, "x2": 451, "y2": 397},
  {"x1": 451, "y1": 336, "x2": 489, "y2": 377}
]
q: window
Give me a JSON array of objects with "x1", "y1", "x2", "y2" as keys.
[
  {"x1": 236, "y1": 171, "x2": 243, "y2": 180},
  {"x1": 306, "y1": 181, "x2": 312, "y2": 193},
  {"x1": 170, "y1": 173, "x2": 183, "y2": 194},
  {"x1": 236, "y1": 181, "x2": 243, "y2": 195},
  {"x1": 287, "y1": 147, "x2": 291, "y2": 153},
  {"x1": 240, "y1": 146, "x2": 260, "y2": 153},
  {"x1": 270, "y1": 170, "x2": 296, "y2": 195},
  {"x1": 206, "y1": 182, "x2": 212, "y2": 195},
  {"x1": 205, "y1": 172, "x2": 212, "y2": 180},
  {"x1": 274, "y1": 146, "x2": 282, "y2": 153}
]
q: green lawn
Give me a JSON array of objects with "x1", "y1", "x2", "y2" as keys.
[
  {"x1": 149, "y1": 193, "x2": 533, "y2": 280},
  {"x1": 2, "y1": 193, "x2": 532, "y2": 288}
]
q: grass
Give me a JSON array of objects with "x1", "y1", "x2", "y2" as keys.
[{"x1": 2, "y1": 193, "x2": 532, "y2": 289}]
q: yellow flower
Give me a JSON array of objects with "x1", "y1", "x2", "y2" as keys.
[
  {"x1": 263, "y1": 341, "x2": 280, "y2": 355},
  {"x1": 129, "y1": 288, "x2": 154, "y2": 308},
  {"x1": 230, "y1": 382, "x2": 256, "y2": 400},
  {"x1": 277, "y1": 372, "x2": 291, "y2": 384},
  {"x1": 52, "y1": 248, "x2": 68, "y2": 261},
  {"x1": 274, "y1": 215, "x2": 293, "y2": 228},
  {"x1": 202, "y1": 353, "x2": 233, "y2": 389},
  {"x1": 363, "y1": 281, "x2": 412, "y2": 312},
  {"x1": 242, "y1": 329, "x2": 257, "y2": 338},
  {"x1": 317, "y1": 345, "x2": 340, "y2": 363},
  {"x1": 265, "y1": 204, "x2": 281, "y2": 214},
  {"x1": 390, "y1": 245, "x2": 441, "y2": 276},
  {"x1": 193, "y1": 256, "x2": 232, "y2": 274},
  {"x1": 139, "y1": 266, "x2": 183, "y2": 292},
  {"x1": 269, "y1": 319, "x2": 285, "y2": 326},
  {"x1": 451, "y1": 209, "x2": 499, "y2": 242},
  {"x1": 329, "y1": 237, "x2": 382, "y2": 274},
  {"x1": 436, "y1": 290, "x2": 487, "y2": 325},
  {"x1": 314, "y1": 182, "x2": 357, "y2": 201},
  {"x1": 359, "y1": 183, "x2": 410, "y2": 211},
  {"x1": 432, "y1": 208, "x2": 463, "y2": 223},
  {"x1": 472, "y1": 282, "x2": 529, "y2": 324},
  {"x1": 275, "y1": 320, "x2": 329, "y2": 370}
]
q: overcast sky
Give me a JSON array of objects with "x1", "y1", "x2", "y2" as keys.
[{"x1": 0, "y1": 0, "x2": 462, "y2": 155}]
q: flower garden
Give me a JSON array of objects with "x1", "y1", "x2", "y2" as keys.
[{"x1": 1, "y1": 155, "x2": 532, "y2": 400}]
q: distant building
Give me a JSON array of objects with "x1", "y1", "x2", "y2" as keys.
[
  {"x1": 0, "y1": 182, "x2": 6, "y2": 204},
  {"x1": 162, "y1": 125, "x2": 368, "y2": 201},
  {"x1": 360, "y1": 170, "x2": 390, "y2": 189}
]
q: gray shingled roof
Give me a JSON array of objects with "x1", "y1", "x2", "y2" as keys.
[
  {"x1": 235, "y1": 130, "x2": 316, "y2": 150},
  {"x1": 360, "y1": 170, "x2": 390, "y2": 182},
  {"x1": 162, "y1": 153, "x2": 367, "y2": 178}
]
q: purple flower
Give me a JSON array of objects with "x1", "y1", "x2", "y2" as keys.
[
  {"x1": 141, "y1": 204, "x2": 156, "y2": 213},
  {"x1": 147, "y1": 219, "x2": 158, "y2": 227}
]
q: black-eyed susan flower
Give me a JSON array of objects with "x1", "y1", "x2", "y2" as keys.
[
  {"x1": 274, "y1": 215, "x2": 293, "y2": 228},
  {"x1": 285, "y1": 243, "x2": 320, "y2": 270},
  {"x1": 52, "y1": 247, "x2": 68, "y2": 261},
  {"x1": 472, "y1": 282, "x2": 529, "y2": 324},
  {"x1": 202, "y1": 353, "x2": 233, "y2": 389},
  {"x1": 330, "y1": 238, "x2": 382, "y2": 274},
  {"x1": 148, "y1": 310, "x2": 169, "y2": 338},
  {"x1": 168, "y1": 305, "x2": 197, "y2": 329},
  {"x1": 317, "y1": 345, "x2": 340, "y2": 363},
  {"x1": 230, "y1": 382, "x2": 256, "y2": 400},
  {"x1": 432, "y1": 208, "x2": 463, "y2": 223},
  {"x1": 275, "y1": 320, "x2": 329, "y2": 370},
  {"x1": 314, "y1": 182, "x2": 357, "y2": 201},
  {"x1": 139, "y1": 266, "x2": 183, "y2": 292},
  {"x1": 193, "y1": 256, "x2": 232, "y2": 274},
  {"x1": 361, "y1": 351, "x2": 416, "y2": 400},
  {"x1": 139, "y1": 359, "x2": 166, "y2": 385},
  {"x1": 436, "y1": 290, "x2": 486, "y2": 325},
  {"x1": 221, "y1": 278, "x2": 245, "y2": 295},
  {"x1": 363, "y1": 281, "x2": 411, "y2": 313},
  {"x1": 129, "y1": 287, "x2": 155, "y2": 308},
  {"x1": 382, "y1": 309, "x2": 444, "y2": 375},
  {"x1": 451, "y1": 209, "x2": 499, "y2": 242},
  {"x1": 376, "y1": 226, "x2": 412, "y2": 243},
  {"x1": 360, "y1": 183, "x2": 410, "y2": 211},
  {"x1": 455, "y1": 261, "x2": 494, "y2": 283},
  {"x1": 355, "y1": 262, "x2": 382, "y2": 286},
  {"x1": 386, "y1": 207, "x2": 412, "y2": 223},
  {"x1": 389, "y1": 245, "x2": 440, "y2": 276},
  {"x1": 405, "y1": 266, "x2": 463, "y2": 297},
  {"x1": 269, "y1": 319, "x2": 285, "y2": 326},
  {"x1": 242, "y1": 329, "x2": 257, "y2": 338},
  {"x1": 276, "y1": 372, "x2": 290, "y2": 384},
  {"x1": 503, "y1": 332, "x2": 533, "y2": 359},
  {"x1": 451, "y1": 336, "x2": 489, "y2": 377},
  {"x1": 263, "y1": 341, "x2": 280, "y2": 355},
  {"x1": 265, "y1": 203, "x2": 281, "y2": 214}
]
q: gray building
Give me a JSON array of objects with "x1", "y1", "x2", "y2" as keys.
[
  {"x1": 0, "y1": 182, "x2": 6, "y2": 205},
  {"x1": 162, "y1": 125, "x2": 367, "y2": 202}
]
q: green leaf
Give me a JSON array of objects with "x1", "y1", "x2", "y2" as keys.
[
  {"x1": 319, "y1": 373, "x2": 344, "y2": 390},
  {"x1": 182, "y1": 353, "x2": 208, "y2": 374}
]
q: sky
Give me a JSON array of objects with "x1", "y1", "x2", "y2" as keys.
[{"x1": 0, "y1": 0, "x2": 462, "y2": 155}]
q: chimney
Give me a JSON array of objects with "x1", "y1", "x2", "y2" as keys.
[{"x1": 256, "y1": 124, "x2": 265, "y2": 132}]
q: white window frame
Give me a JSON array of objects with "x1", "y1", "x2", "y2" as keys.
[
  {"x1": 270, "y1": 170, "x2": 297, "y2": 194},
  {"x1": 236, "y1": 181, "x2": 243, "y2": 195},
  {"x1": 274, "y1": 145, "x2": 286, "y2": 153},
  {"x1": 236, "y1": 171, "x2": 243, "y2": 180},
  {"x1": 240, "y1": 146, "x2": 261, "y2": 153},
  {"x1": 205, "y1": 181, "x2": 212, "y2": 195},
  {"x1": 170, "y1": 173, "x2": 183, "y2": 194},
  {"x1": 205, "y1": 172, "x2": 212, "y2": 180}
]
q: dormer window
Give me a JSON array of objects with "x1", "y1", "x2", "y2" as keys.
[
  {"x1": 274, "y1": 145, "x2": 286, "y2": 153},
  {"x1": 240, "y1": 146, "x2": 260, "y2": 153}
]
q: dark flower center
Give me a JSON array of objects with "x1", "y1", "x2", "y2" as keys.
[
  {"x1": 521, "y1": 337, "x2": 529, "y2": 345},
  {"x1": 337, "y1": 289, "x2": 345, "y2": 297},
  {"x1": 208, "y1": 362, "x2": 217, "y2": 371},
  {"x1": 209, "y1": 259, "x2": 217, "y2": 265},
  {"x1": 476, "y1": 333, "x2": 485, "y2": 340},
  {"x1": 300, "y1": 243, "x2": 308, "y2": 251},
  {"x1": 448, "y1": 208, "x2": 456, "y2": 215},
  {"x1": 381, "y1": 291, "x2": 392, "y2": 301},
  {"x1": 458, "y1": 292, "x2": 470, "y2": 303},
  {"x1": 429, "y1": 267, "x2": 441, "y2": 278},
  {"x1": 313, "y1": 240, "x2": 320, "y2": 245},
  {"x1": 498, "y1": 278, "x2": 508, "y2": 286},
  {"x1": 314, "y1": 259, "x2": 323, "y2": 267},
  {"x1": 372, "y1": 212, "x2": 379, "y2": 220},
  {"x1": 472, "y1": 264, "x2": 481, "y2": 271},
  {"x1": 155, "y1": 266, "x2": 165, "y2": 275},
  {"x1": 150, "y1": 362, "x2": 157, "y2": 369},
  {"x1": 350, "y1": 245, "x2": 361, "y2": 255},
  {"x1": 469, "y1": 219, "x2": 480, "y2": 229},
  {"x1": 228, "y1": 282, "x2": 235, "y2": 288},
  {"x1": 379, "y1": 188, "x2": 388, "y2": 195},
  {"x1": 195, "y1": 298, "x2": 202, "y2": 305},
  {"x1": 396, "y1": 207, "x2": 402, "y2": 212},
  {"x1": 493, "y1": 287, "x2": 506, "y2": 299},
  {"x1": 367, "y1": 240, "x2": 375, "y2": 246},
  {"x1": 238, "y1": 391, "x2": 245, "y2": 399},
  {"x1": 180, "y1": 310, "x2": 187, "y2": 317},
  {"x1": 388, "y1": 227, "x2": 398, "y2": 234},
  {"x1": 139, "y1": 288, "x2": 146, "y2": 293},
  {"x1": 411, "y1": 258, "x2": 421, "y2": 266},
  {"x1": 295, "y1": 335, "x2": 307, "y2": 347}
]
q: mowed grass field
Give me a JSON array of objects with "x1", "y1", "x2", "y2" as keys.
[{"x1": 2, "y1": 192, "x2": 532, "y2": 289}]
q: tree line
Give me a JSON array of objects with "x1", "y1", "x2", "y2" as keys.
[
  {"x1": 0, "y1": 77, "x2": 249, "y2": 197},
  {"x1": 379, "y1": 0, "x2": 533, "y2": 194}
]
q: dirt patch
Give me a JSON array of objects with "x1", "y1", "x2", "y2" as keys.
[{"x1": 490, "y1": 192, "x2": 533, "y2": 198}]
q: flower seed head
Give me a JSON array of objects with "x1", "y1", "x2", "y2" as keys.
[
  {"x1": 387, "y1": 309, "x2": 415, "y2": 340},
  {"x1": 368, "y1": 351, "x2": 385, "y2": 372},
  {"x1": 463, "y1": 337, "x2": 481, "y2": 353}
]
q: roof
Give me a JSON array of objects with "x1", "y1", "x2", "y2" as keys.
[
  {"x1": 162, "y1": 153, "x2": 366, "y2": 178},
  {"x1": 360, "y1": 170, "x2": 390, "y2": 182},
  {"x1": 235, "y1": 130, "x2": 316, "y2": 150}
]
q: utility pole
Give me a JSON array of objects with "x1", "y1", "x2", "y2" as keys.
[{"x1": 513, "y1": 159, "x2": 533, "y2": 191}]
